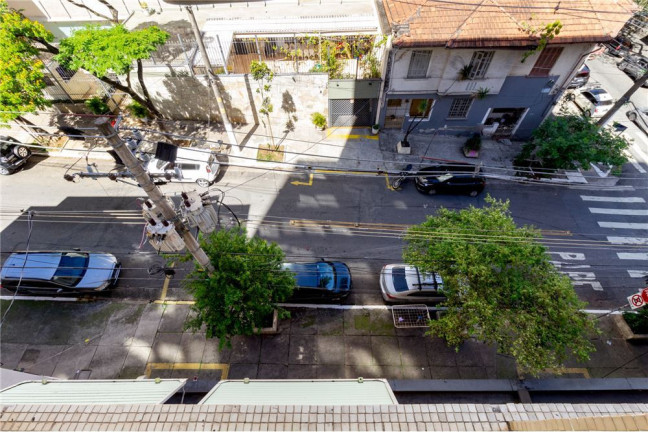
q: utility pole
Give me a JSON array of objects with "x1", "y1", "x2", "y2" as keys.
[
  {"x1": 185, "y1": 6, "x2": 238, "y2": 146},
  {"x1": 95, "y1": 117, "x2": 215, "y2": 272},
  {"x1": 596, "y1": 70, "x2": 648, "y2": 129}
]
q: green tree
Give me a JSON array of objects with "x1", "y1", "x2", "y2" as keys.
[
  {"x1": 0, "y1": 0, "x2": 52, "y2": 124},
  {"x1": 250, "y1": 60, "x2": 276, "y2": 147},
  {"x1": 515, "y1": 114, "x2": 629, "y2": 170},
  {"x1": 56, "y1": 24, "x2": 169, "y2": 118},
  {"x1": 182, "y1": 228, "x2": 295, "y2": 348},
  {"x1": 404, "y1": 197, "x2": 597, "y2": 376}
]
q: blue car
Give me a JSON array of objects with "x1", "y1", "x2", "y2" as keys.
[
  {"x1": 283, "y1": 261, "x2": 352, "y2": 302},
  {"x1": 1, "y1": 251, "x2": 121, "y2": 295}
]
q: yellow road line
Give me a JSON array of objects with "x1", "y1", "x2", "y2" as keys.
[
  {"x1": 290, "y1": 173, "x2": 313, "y2": 186},
  {"x1": 153, "y1": 300, "x2": 196, "y2": 305},
  {"x1": 145, "y1": 362, "x2": 229, "y2": 379},
  {"x1": 157, "y1": 262, "x2": 175, "y2": 302},
  {"x1": 327, "y1": 134, "x2": 379, "y2": 140}
]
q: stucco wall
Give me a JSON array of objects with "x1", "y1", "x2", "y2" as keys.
[{"x1": 134, "y1": 71, "x2": 329, "y2": 133}]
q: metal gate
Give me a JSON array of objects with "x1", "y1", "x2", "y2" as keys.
[{"x1": 328, "y1": 98, "x2": 373, "y2": 127}]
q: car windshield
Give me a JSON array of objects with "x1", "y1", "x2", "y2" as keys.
[
  {"x1": 391, "y1": 267, "x2": 409, "y2": 292},
  {"x1": 317, "y1": 262, "x2": 335, "y2": 289},
  {"x1": 52, "y1": 253, "x2": 89, "y2": 286}
]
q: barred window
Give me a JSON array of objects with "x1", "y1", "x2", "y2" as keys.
[
  {"x1": 448, "y1": 98, "x2": 473, "y2": 118},
  {"x1": 468, "y1": 51, "x2": 494, "y2": 79},
  {"x1": 407, "y1": 51, "x2": 432, "y2": 78}
]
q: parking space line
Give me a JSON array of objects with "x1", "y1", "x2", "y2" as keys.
[{"x1": 157, "y1": 262, "x2": 175, "y2": 303}]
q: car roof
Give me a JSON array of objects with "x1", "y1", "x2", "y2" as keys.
[
  {"x1": 419, "y1": 164, "x2": 481, "y2": 174},
  {"x1": 586, "y1": 89, "x2": 613, "y2": 101},
  {"x1": 1, "y1": 253, "x2": 61, "y2": 280},
  {"x1": 385, "y1": 265, "x2": 443, "y2": 293}
]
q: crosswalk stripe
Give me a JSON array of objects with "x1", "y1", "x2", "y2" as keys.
[
  {"x1": 628, "y1": 270, "x2": 648, "y2": 278},
  {"x1": 607, "y1": 236, "x2": 648, "y2": 245},
  {"x1": 580, "y1": 196, "x2": 645, "y2": 203},
  {"x1": 589, "y1": 208, "x2": 648, "y2": 216},
  {"x1": 598, "y1": 222, "x2": 648, "y2": 229},
  {"x1": 617, "y1": 253, "x2": 648, "y2": 260}
]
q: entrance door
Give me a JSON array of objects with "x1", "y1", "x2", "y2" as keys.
[
  {"x1": 484, "y1": 108, "x2": 527, "y2": 138},
  {"x1": 329, "y1": 99, "x2": 373, "y2": 127},
  {"x1": 384, "y1": 98, "x2": 407, "y2": 128}
]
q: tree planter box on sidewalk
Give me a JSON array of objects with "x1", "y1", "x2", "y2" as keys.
[
  {"x1": 255, "y1": 309, "x2": 280, "y2": 335},
  {"x1": 613, "y1": 314, "x2": 648, "y2": 342}
]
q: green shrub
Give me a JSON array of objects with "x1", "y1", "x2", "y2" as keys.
[
  {"x1": 463, "y1": 133, "x2": 482, "y2": 151},
  {"x1": 311, "y1": 112, "x2": 327, "y2": 129},
  {"x1": 623, "y1": 308, "x2": 648, "y2": 334},
  {"x1": 127, "y1": 101, "x2": 150, "y2": 119},
  {"x1": 84, "y1": 96, "x2": 110, "y2": 115}
]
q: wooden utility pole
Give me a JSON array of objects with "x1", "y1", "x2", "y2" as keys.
[
  {"x1": 596, "y1": 70, "x2": 648, "y2": 129},
  {"x1": 95, "y1": 117, "x2": 214, "y2": 272},
  {"x1": 185, "y1": 6, "x2": 238, "y2": 146}
]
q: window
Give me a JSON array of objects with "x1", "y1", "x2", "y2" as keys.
[
  {"x1": 409, "y1": 99, "x2": 433, "y2": 117},
  {"x1": 387, "y1": 99, "x2": 402, "y2": 107},
  {"x1": 407, "y1": 51, "x2": 431, "y2": 78},
  {"x1": 468, "y1": 51, "x2": 494, "y2": 79},
  {"x1": 448, "y1": 98, "x2": 473, "y2": 118},
  {"x1": 529, "y1": 47, "x2": 563, "y2": 77}
]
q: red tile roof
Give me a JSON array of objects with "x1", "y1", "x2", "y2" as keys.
[{"x1": 382, "y1": 0, "x2": 636, "y2": 48}]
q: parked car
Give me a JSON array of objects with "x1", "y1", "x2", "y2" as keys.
[
  {"x1": 380, "y1": 264, "x2": 445, "y2": 304},
  {"x1": 144, "y1": 147, "x2": 220, "y2": 188},
  {"x1": 0, "y1": 136, "x2": 31, "y2": 175},
  {"x1": 617, "y1": 55, "x2": 648, "y2": 88},
  {"x1": 567, "y1": 64, "x2": 590, "y2": 89},
  {"x1": 568, "y1": 88, "x2": 614, "y2": 118},
  {"x1": 414, "y1": 164, "x2": 485, "y2": 196},
  {"x1": 283, "y1": 260, "x2": 352, "y2": 302},
  {"x1": 605, "y1": 36, "x2": 634, "y2": 58},
  {"x1": 626, "y1": 107, "x2": 648, "y2": 131},
  {"x1": 1, "y1": 251, "x2": 121, "y2": 294}
]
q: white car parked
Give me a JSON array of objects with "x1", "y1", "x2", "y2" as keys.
[
  {"x1": 568, "y1": 88, "x2": 614, "y2": 118},
  {"x1": 379, "y1": 264, "x2": 445, "y2": 304},
  {"x1": 145, "y1": 147, "x2": 220, "y2": 188}
]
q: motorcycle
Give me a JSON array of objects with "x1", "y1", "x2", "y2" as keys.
[{"x1": 391, "y1": 164, "x2": 413, "y2": 190}]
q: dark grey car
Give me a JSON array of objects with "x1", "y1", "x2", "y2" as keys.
[
  {"x1": 617, "y1": 55, "x2": 648, "y2": 88},
  {"x1": 0, "y1": 136, "x2": 31, "y2": 175}
]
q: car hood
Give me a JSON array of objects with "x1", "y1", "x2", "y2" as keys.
[{"x1": 77, "y1": 254, "x2": 119, "y2": 289}]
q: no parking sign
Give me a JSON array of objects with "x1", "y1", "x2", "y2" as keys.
[{"x1": 628, "y1": 288, "x2": 648, "y2": 310}]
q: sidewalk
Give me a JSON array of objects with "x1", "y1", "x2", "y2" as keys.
[{"x1": 1, "y1": 300, "x2": 646, "y2": 382}]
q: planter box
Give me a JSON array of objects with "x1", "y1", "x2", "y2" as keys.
[
  {"x1": 397, "y1": 141, "x2": 411, "y2": 155},
  {"x1": 255, "y1": 309, "x2": 279, "y2": 335},
  {"x1": 613, "y1": 314, "x2": 648, "y2": 342},
  {"x1": 463, "y1": 147, "x2": 479, "y2": 158}
]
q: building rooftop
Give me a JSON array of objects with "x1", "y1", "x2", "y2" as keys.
[{"x1": 382, "y1": 0, "x2": 636, "y2": 48}]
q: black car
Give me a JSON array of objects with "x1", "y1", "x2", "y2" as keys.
[
  {"x1": 567, "y1": 64, "x2": 590, "y2": 89},
  {"x1": 617, "y1": 55, "x2": 648, "y2": 88},
  {"x1": 605, "y1": 36, "x2": 634, "y2": 58},
  {"x1": 0, "y1": 136, "x2": 31, "y2": 175},
  {"x1": 414, "y1": 164, "x2": 485, "y2": 197},
  {"x1": 283, "y1": 261, "x2": 352, "y2": 303}
]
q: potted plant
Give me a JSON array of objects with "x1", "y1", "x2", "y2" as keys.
[
  {"x1": 127, "y1": 101, "x2": 150, "y2": 122},
  {"x1": 371, "y1": 124, "x2": 380, "y2": 134},
  {"x1": 462, "y1": 132, "x2": 482, "y2": 158},
  {"x1": 311, "y1": 112, "x2": 327, "y2": 130},
  {"x1": 459, "y1": 64, "x2": 473, "y2": 80},
  {"x1": 474, "y1": 87, "x2": 490, "y2": 100}
]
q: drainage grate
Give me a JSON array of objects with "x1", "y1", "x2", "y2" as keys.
[{"x1": 391, "y1": 305, "x2": 431, "y2": 328}]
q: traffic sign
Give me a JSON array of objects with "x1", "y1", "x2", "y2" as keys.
[
  {"x1": 629, "y1": 293, "x2": 645, "y2": 310},
  {"x1": 642, "y1": 287, "x2": 648, "y2": 303}
]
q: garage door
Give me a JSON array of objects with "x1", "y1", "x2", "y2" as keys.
[{"x1": 329, "y1": 99, "x2": 374, "y2": 127}]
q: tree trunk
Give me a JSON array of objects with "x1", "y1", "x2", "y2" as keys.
[{"x1": 136, "y1": 59, "x2": 161, "y2": 118}]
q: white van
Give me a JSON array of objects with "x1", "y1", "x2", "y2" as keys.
[{"x1": 144, "y1": 147, "x2": 220, "y2": 188}]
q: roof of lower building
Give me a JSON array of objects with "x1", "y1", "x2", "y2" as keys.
[{"x1": 382, "y1": 0, "x2": 636, "y2": 48}]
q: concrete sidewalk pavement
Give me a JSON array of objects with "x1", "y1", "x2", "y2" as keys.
[{"x1": 1, "y1": 300, "x2": 646, "y2": 383}]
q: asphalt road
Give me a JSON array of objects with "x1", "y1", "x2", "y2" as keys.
[{"x1": 1, "y1": 154, "x2": 646, "y2": 309}]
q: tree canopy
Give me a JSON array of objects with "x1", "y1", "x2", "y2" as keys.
[
  {"x1": 404, "y1": 197, "x2": 597, "y2": 376},
  {"x1": 515, "y1": 114, "x2": 629, "y2": 170},
  {"x1": 182, "y1": 228, "x2": 295, "y2": 348},
  {"x1": 0, "y1": 0, "x2": 52, "y2": 123}
]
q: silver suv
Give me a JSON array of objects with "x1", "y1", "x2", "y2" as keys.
[
  {"x1": 379, "y1": 264, "x2": 445, "y2": 304},
  {"x1": 618, "y1": 55, "x2": 648, "y2": 88}
]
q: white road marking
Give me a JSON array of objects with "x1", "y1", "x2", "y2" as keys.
[
  {"x1": 598, "y1": 222, "x2": 648, "y2": 229},
  {"x1": 0, "y1": 296, "x2": 81, "y2": 301},
  {"x1": 607, "y1": 236, "x2": 648, "y2": 245},
  {"x1": 628, "y1": 270, "x2": 648, "y2": 278},
  {"x1": 617, "y1": 253, "x2": 648, "y2": 260},
  {"x1": 549, "y1": 252, "x2": 586, "y2": 260},
  {"x1": 580, "y1": 196, "x2": 645, "y2": 203},
  {"x1": 589, "y1": 208, "x2": 648, "y2": 216}
]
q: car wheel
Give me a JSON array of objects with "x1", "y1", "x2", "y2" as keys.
[
  {"x1": 584, "y1": 110, "x2": 592, "y2": 117},
  {"x1": 627, "y1": 111, "x2": 638, "y2": 122},
  {"x1": 427, "y1": 188, "x2": 437, "y2": 195},
  {"x1": 196, "y1": 178, "x2": 210, "y2": 188},
  {"x1": 12, "y1": 145, "x2": 30, "y2": 158},
  {"x1": 469, "y1": 190, "x2": 479, "y2": 197},
  {"x1": 0, "y1": 166, "x2": 10, "y2": 175}
]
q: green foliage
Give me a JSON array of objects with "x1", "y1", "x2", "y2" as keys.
[
  {"x1": 361, "y1": 52, "x2": 381, "y2": 79},
  {"x1": 250, "y1": 61, "x2": 274, "y2": 116},
  {"x1": 623, "y1": 308, "x2": 648, "y2": 334},
  {"x1": 127, "y1": 101, "x2": 149, "y2": 118},
  {"x1": 84, "y1": 96, "x2": 110, "y2": 115},
  {"x1": 310, "y1": 112, "x2": 327, "y2": 129},
  {"x1": 55, "y1": 24, "x2": 169, "y2": 78},
  {"x1": 182, "y1": 227, "x2": 295, "y2": 349},
  {"x1": 474, "y1": 87, "x2": 490, "y2": 99},
  {"x1": 458, "y1": 64, "x2": 473, "y2": 80},
  {"x1": 463, "y1": 133, "x2": 482, "y2": 151},
  {"x1": 0, "y1": 1, "x2": 53, "y2": 123},
  {"x1": 515, "y1": 115, "x2": 630, "y2": 170},
  {"x1": 520, "y1": 20, "x2": 562, "y2": 62},
  {"x1": 404, "y1": 196, "x2": 597, "y2": 376}
]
